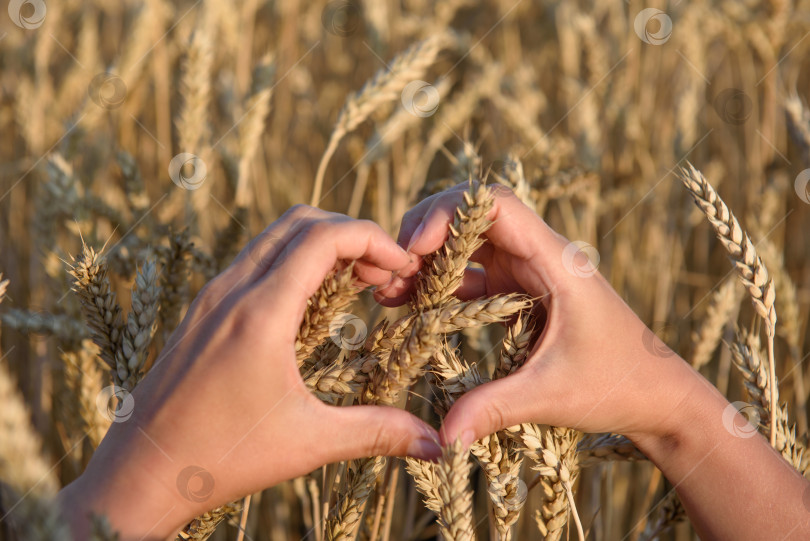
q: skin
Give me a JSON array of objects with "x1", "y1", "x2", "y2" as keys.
[
  {"x1": 375, "y1": 182, "x2": 810, "y2": 540},
  {"x1": 60, "y1": 187, "x2": 810, "y2": 540},
  {"x1": 58, "y1": 206, "x2": 442, "y2": 539}
]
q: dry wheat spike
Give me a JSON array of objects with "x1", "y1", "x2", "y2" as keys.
[
  {"x1": 577, "y1": 433, "x2": 646, "y2": 467},
  {"x1": 311, "y1": 31, "x2": 455, "y2": 205},
  {"x1": 116, "y1": 258, "x2": 160, "y2": 391},
  {"x1": 433, "y1": 441, "x2": 477, "y2": 541},
  {"x1": 690, "y1": 277, "x2": 741, "y2": 370},
  {"x1": 414, "y1": 180, "x2": 495, "y2": 311},
  {"x1": 158, "y1": 230, "x2": 192, "y2": 338},
  {"x1": 296, "y1": 263, "x2": 361, "y2": 366},
  {"x1": 69, "y1": 244, "x2": 127, "y2": 386},
  {"x1": 728, "y1": 329, "x2": 807, "y2": 471},
  {"x1": 679, "y1": 163, "x2": 778, "y2": 446},
  {"x1": 638, "y1": 491, "x2": 685, "y2": 541},
  {"x1": 506, "y1": 424, "x2": 583, "y2": 541},
  {"x1": 177, "y1": 500, "x2": 243, "y2": 540}
]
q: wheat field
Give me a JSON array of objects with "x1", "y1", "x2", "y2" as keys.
[{"x1": 1, "y1": 0, "x2": 810, "y2": 539}]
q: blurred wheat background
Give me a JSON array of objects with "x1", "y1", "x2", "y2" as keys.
[{"x1": 1, "y1": 0, "x2": 810, "y2": 539}]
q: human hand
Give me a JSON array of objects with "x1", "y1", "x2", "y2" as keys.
[
  {"x1": 59, "y1": 206, "x2": 441, "y2": 539},
  {"x1": 375, "y1": 182, "x2": 703, "y2": 448}
]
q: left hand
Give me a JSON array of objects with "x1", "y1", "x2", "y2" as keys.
[{"x1": 59, "y1": 206, "x2": 441, "y2": 540}]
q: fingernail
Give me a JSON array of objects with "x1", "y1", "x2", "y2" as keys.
[
  {"x1": 407, "y1": 437, "x2": 442, "y2": 461},
  {"x1": 406, "y1": 222, "x2": 425, "y2": 252}
]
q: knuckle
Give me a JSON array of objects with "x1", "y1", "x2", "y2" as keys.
[
  {"x1": 489, "y1": 183, "x2": 515, "y2": 199},
  {"x1": 285, "y1": 204, "x2": 314, "y2": 219}
]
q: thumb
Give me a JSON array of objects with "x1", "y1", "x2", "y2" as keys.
[
  {"x1": 318, "y1": 404, "x2": 441, "y2": 462},
  {"x1": 440, "y1": 374, "x2": 538, "y2": 448}
]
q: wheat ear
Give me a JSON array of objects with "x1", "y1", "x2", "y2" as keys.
[
  {"x1": 159, "y1": 230, "x2": 192, "y2": 338},
  {"x1": 296, "y1": 264, "x2": 361, "y2": 366},
  {"x1": 117, "y1": 258, "x2": 160, "y2": 391},
  {"x1": 690, "y1": 277, "x2": 741, "y2": 370},
  {"x1": 408, "y1": 441, "x2": 477, "y2": 541},
  {"x1": 310, "y1": 31, "x2": 454, "y2": 206},
  {"x1": 414, "y1": 180, "x2": 495, "y2": 311},
  {"x1": 506, "y1": 424, "x2": 583, "y2": 541},
  {"x1": 177, "y1": 500, "x2": 243, "y2": 540},
  {"x1": 69, "y1": 244, "x2": 126, "y2": 386},
  {"x1": 679, "y1": 163, "x2": 778, "y2": 446},
  {"x1": 577, "y1": 433, "x2": 646, "y2": 467}
]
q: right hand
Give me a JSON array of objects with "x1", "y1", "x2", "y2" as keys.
[{"x1": 375, "y1": 183, "x2": 707, "y2": 448}]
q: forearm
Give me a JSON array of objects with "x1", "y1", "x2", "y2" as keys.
[{"x1": 631, "y1": 364, "x2": 810, "y2": 540}]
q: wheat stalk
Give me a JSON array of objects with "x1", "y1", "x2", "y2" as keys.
[{"x1": 679, "y1": 163, "x2": 778, "y2": 446}]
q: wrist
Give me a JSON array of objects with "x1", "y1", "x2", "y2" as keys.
[
  {"x1": 627, "y1": 360, "x2": 726, "y2": 468},
  {"x1": 59, "y1": 429, "x2": 198, "y2": 540}
]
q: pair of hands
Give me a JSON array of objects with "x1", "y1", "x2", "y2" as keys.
[{"x1": 60, "y1": 183, "x2": 707, "y2": 538}]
